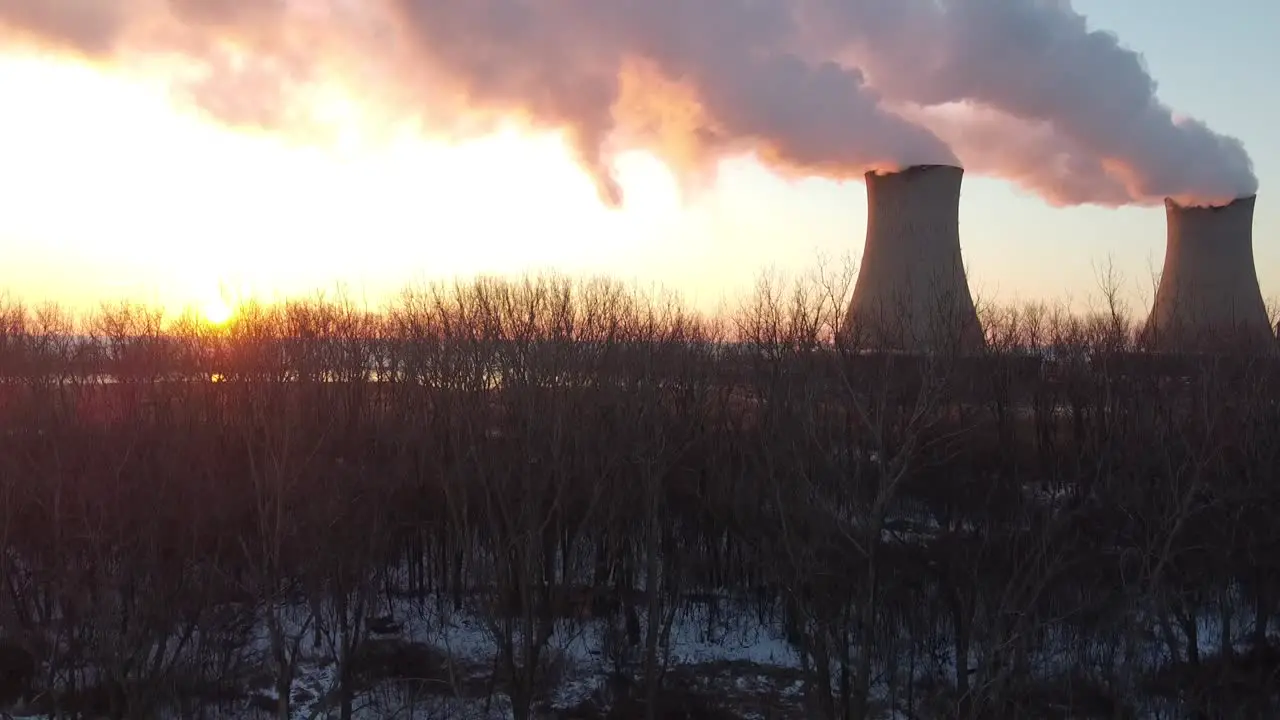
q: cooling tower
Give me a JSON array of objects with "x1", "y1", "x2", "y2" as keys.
[
  {"x1": 842, "y1": 164, "x2": 983, "y2": 353},
  {"x1": 1142, "y1": 196, "x2": 1274, "y2": 354}
]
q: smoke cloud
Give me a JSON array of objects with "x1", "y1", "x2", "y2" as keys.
[
  {"x1": 391, "y1": 0, "x2": 965, "y2": 202},
  {"x1": 799, "y1": 0, "x2": 1257, "y2": 206},
  {"x1": 0, "y1": 0, "x2": 124, "y2": 54},
  {"x1": 0, "y1": 0, "x2": 1256, "y2": 208},
  {"x1": 0, "y1": 0, "x2": 957, "y2": 205},
  {"x1": 894, "y1": 102, "x2": 1133, "y2": 207}
]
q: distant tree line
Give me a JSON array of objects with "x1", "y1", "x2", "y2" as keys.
[{"x1": 0, "y1": 269, "x2": 1278, "y2": 719}]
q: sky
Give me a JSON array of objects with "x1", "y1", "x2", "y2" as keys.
[{"x1": 0, "y1": 0, "x2": 1275, "y2": 322}]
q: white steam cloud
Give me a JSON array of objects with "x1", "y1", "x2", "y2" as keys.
[
  {"x1": 0, "y1": 0, "x2": 1256, "y2": 207},
  {"x1": 798, "y1": 0, "x2": 1257, "y2": 206}
]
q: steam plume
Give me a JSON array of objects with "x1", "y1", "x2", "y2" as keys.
[
  {"x1": 0, "y1": 0, "x2": 1256, "y2": 208},
  {"x1": 0, "y1": 0, "x2": 123, "y2": 54},
  {"x1": 800, "y1": 0, "x2": 1257, "y2": 206},
  {"x1": 895, "y1": 102, "x2": 1132, "y2": 207},
  {"x1": 0, "y1": 0, "x2": 956, "y2": 205}
]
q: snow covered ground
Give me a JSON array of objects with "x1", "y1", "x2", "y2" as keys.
[
  {"x1": 223, "y1": 591, "x2": 806, "y2": 720},
  {"x1": 9, "y1": 586, "x2": 1274, "y2": 719}
]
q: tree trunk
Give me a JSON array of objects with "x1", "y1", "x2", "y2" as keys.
[
  {"x1": 950, "y1": 588, "x2": 971, "y2": 717},
  {"x1": 643, "y1": 484, "x2": 663, "y2": 720},
  {"x1": 1252, "y1": 579, "x2": 1270, "y2": 650},
  {"x1": 852, "y1": 548, "x2": 878, "y2": 720}
]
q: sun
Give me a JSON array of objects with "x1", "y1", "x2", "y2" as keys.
[{"x1": 202, "y1": 296, "x2": 235, "y2": 326}]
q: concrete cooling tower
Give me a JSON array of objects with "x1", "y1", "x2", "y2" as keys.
[
  {"x1": 842, "y1": 165, "x2": 983, "y2": 353},
  {"x1": 1142, "y1": 196, "x2": 1274, "y2": 354}
]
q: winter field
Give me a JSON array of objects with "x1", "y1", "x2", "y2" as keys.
[{"x1": 2, "y1": 276, "x2": 1280, "y2": 719}]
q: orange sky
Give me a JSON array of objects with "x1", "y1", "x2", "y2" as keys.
[{"x1": 0, "y1": 51, "x2": 737, "y2": 321}]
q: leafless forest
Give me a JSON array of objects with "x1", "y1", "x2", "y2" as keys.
[{"x1": 1, "y1": 269, "x2": 1278, "y2": 720}]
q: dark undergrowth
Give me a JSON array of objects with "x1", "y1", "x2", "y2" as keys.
[{"x1": 2, "y1": 273, "x2": 1279, "y2": 719}]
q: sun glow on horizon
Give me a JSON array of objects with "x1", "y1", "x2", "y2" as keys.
[{"x1": 201, "y1": 294, "x2": 235, "y2": 326}]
